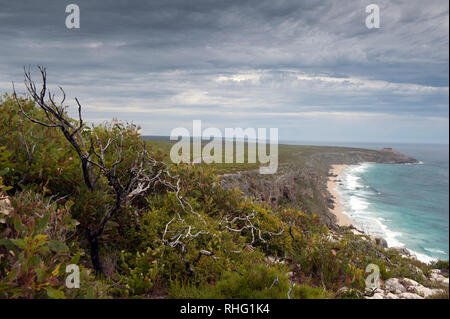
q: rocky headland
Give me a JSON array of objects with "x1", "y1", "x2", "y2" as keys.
[{"x1": 220, "y1": 146, "x2": 418, "y2": 227}]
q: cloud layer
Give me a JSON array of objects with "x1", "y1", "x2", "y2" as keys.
[{"x1": 0, "y1": 0, "x2": 448, "y2": 143}]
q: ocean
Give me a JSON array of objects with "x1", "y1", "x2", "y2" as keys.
[
  {"x1": 334, "y1": 143, "x2": 449, "y2": 263},
  {"x1": 282, "y1": 140, "x2": 449, "y2": 263}
]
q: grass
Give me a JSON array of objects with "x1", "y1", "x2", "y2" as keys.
[{"x1": 142, "y1": 136, "x2": 391, "y2": 175}]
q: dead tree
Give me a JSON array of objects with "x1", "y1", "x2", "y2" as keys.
[
  {"x1": 161, "y1": 217, "x2": 216, "y2": 276},
  {"x1": 12, "y1": 66, "x2": 217, "y2": 276},
  {"x1": 13, "y1": 67, "x2": 96, "y2": 192},
  {"x1": 12, "y1": 67, "x2": 168, "y2": 274},
  {"x1": 220, "y1": 211, "x2": 284, "y2": 254}
]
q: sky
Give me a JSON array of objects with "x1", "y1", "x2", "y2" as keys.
[{"x1": 0, "y1": 0, "x2": 448, "y2": 144}]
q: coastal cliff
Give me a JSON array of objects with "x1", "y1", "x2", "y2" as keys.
[{"x1": 220, "y1": 146, "x2": 418, "y2": 227}]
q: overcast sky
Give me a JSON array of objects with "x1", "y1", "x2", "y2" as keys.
[{"x1": 0, "y1": 0, "x2": 448, "y2": 143}]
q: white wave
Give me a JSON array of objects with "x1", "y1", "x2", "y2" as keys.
[
  {"x1": 340, "y1": 169, "x2": 405, "y2": 248},
  {"x1": 350, "y1": 163, "x2": 371, "y2": 174},
  {"x1": 409, "y1": 250, "x2": 438, "y2": 264},
  {"x1": 424, "y1": 248, "x2": 448, "y2": 255},
  {"x1": 344, "y1": 174, "x2": 362, "y2": 190},
  {"x1": 403, "y1": 161, "x2": 424, "y2": 165},
  {"x1": 374, "y1": 218, "x2": 404, "y2": 248},
  {"x1": 349, "y1": 196, "x2": 369, "y2": 211},
  {"x1": 339, "y1": 161, "x2": 443, "y2": 265},
  {"x1": 341, "y1": 164, "x2": 374, "y2": 191},
  {"x1": 349, "y1": 213, "x2": 439, "y2": 264}
]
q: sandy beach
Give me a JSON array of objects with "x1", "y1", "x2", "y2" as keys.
[{"x1": 327, "y1": 164, "x2": 353, "y2": 227}]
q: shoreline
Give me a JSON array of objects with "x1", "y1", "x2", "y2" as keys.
[
  {"x1": 327, "y1": 163, "x2": 439, "y2": 264},
  {"x1": 327, "y1": 164, "x2": 353, "y2": 227}
]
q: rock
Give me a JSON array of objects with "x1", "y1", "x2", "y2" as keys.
[
  {"x1": 379, "y1": 237, "x2": 388, "y2": 248},
  {"x1": 414, "y1": 266, "x2": 423, "y2": 275},
  {"x1": 415, "y1": 286, "x2": 443, "y2": 298},
  {"x1": 406, "y1": 286, "x2": 415, "y2": 293},
  {"x1": 365, "y1": 292, "x2": 384, "y2": 299},
  {"x1": 367, "y1": 235, "x2": 388, "y2": 248},
  {"x1": 384, "y1": 292, "x2": 399, "y2": 299},
  {"x1": 405, "y1": 285, "x2": 422, "y2": 296},
  {"x1": 413, "y1": 266, "x2": 426, "y2": 280},
  {"x1": 391, "y1": 246, "x2": 411, "y2": 257},
  {"x1": 398, "y1": 292, "x2": 424, "y2": 299},
  {"x1": 430, "y1": 269, "x2": 449, "y2": 286},
  {"x1": 437, "y1": 276, "x2": 448, "y2": 286},
  {"x1": 402, "y1": 278, "x2": 420, "y2": 287},
  {"x1": 431, "y1": 269, "x2": 441, "y2": 275},
  {"x1": 398, "y1": 278, "x2": 444, "y2": 298},
  {"x1": 384, "y1": 278, "x2": 406, "y2": 294},
  {"x1": 351, "y1": 229, "x2": 364, "y2": 236}
]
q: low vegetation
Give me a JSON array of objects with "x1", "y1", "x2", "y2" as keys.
[{"x1": 0, "y1": 69, "x2": 447, "y2": 299}]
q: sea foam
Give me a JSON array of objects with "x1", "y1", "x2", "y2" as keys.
[{"x1": 337, "y1": 164, "x2": 438, "y2": 263}]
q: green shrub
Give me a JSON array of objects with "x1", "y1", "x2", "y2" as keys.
[
  {"x1": 0, "y1": 190, "x2": 107, "y2": 298},
  {"x1": 295, "y1": 285, "x2": 334, "y2": 299},
  {"x1": 169, "y1": 264, "x2": 290, "y2": 299},
  {"x1": 429, "y1": 260, "x2": 449, "y2": 272}
]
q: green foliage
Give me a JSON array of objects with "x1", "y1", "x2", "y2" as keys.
[
  {"x1": 295, "y1": 285, "x2": 334, "y2": 299},
  {"x1": 169, "y1": 264, "x2": 290, "y2": 299},
  {"x1": 0, "y1": 94, "x2": 84, "y2": 193},
  {"x1": 169, "y1": 264, "x2": 333, "y2": 299},
  {"x1": 429, "y1": 260, "x2": 449, "y2": 272},
  {"x1": 0, "y1": 189, "x2": 106, "y2": 298},
  {"x1": 113, "y1": 247, "x2": 162, "y2": 296},
  {"x1": 337, "y1": 288, "x2": 364, "y2": 299},
  {"x1": 0, "y1": 94, "x2": 437, "y2": 299}
]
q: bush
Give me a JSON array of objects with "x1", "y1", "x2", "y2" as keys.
[
  {"x1": 169, "y1": 264, "x2": 290, "y2": 299},
  {"x1": 296, "y1": 285, "x2": 334, "y2": 299},
  {"x1": 0, "y1": 189, "x2": 107, "y2": 298},
  {"x1": 429, "y1": 260, "x2": 449, "y2": 272}
]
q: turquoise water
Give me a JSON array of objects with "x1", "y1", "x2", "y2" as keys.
[{"x1": 336, "y1": 144, "x2": 449, "y2": 263}]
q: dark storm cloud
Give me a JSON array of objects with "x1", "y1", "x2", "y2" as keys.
[{"x1": 0, "y1": 0, "x2": 448, "y2": 143}]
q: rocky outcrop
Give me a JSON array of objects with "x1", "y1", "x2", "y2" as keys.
[
  {"x1": 430, "y1": 269, "x2": 450, "y2": 286},
  {"x1": 385, "y1": 278, "x2": 406, "y2": 294},
  {"x1": 369, "y1": 235, "x2": 388, "y2": 248},
  {"x1": 391, "y1": 246, "x2": 412, "y2": 257},
  {"x1": 365, "y1": 272, "x2": 446, "y2": 299},
  {"x1": 221, "y1": 164, "x2": 336, "y2": 225},
  {"x1": 397, "y1": 292, "x2": 424, "y2": 299}
]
